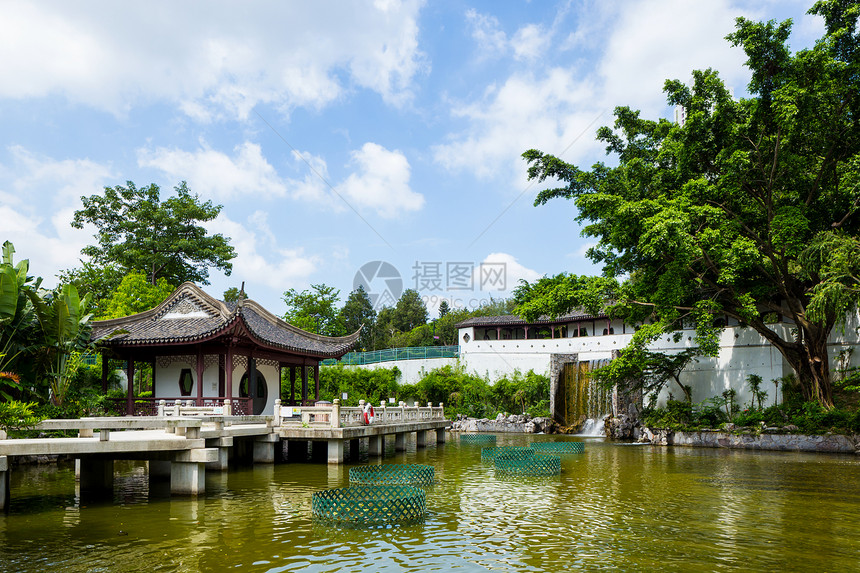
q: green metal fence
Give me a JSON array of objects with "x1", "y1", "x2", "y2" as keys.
[
  {"x1": 312, "y1": 485, "x2": 427, "y2": 527},
  {"x1": 321, "y1": 346, "x2": 459, "y2": 366},
  {"x1": 495, "y1": 453, "x2": 562, "y2": 477},
  {"x1": 530, "y1": 441, "x2": 585, "y2": 455},
  {"x1": 349, "y1": 464, "x2": 435, "y2": 487},
  {"x1": 459, "y1": 434, "x2": 497, "y2": 445}
]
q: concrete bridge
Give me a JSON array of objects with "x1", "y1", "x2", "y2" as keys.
[{"x1": 0, "y1": 399, "x2": 449, "y2": 511}]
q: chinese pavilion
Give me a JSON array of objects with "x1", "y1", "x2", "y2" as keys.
[{"x1": 90, "y1": 283, "x2": 359, "y2": 415}]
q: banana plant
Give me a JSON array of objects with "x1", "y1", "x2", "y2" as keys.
[
  {"x1": 30, "y1": 283, "x2": 93, "y2": 406},
  {"x1": 0, "y1": 241, "x2": 41, "y2": 399}
]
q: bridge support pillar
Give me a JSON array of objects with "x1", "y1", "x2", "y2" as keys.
[
  {"x1": 253, "y1": 440, "x2": 276, "y2": 464},
  {"x1": 368, "y1": 435, "x2": 384, "y2": 457},
  {"x1": 395, "y1": 433, "x2": 406, "y2": 452},
  {"x1": 171, "y1": 462, "x2": 205, "y2": 495},
  {"x1": 207, "y1": 437, "x2": 232, "y2": 471},
  {"x1": 327, "y1": 439, "x2": 344, "y2": 464},
  {"x1": 436, "y1": 428, "x2": 447, "y2": 444},
  {"x1": 0, "y1": 456, "x2": 8, "y2": 512},
  {"x1": 416, "y1": 430, "x2": 428, "y2": 448}
]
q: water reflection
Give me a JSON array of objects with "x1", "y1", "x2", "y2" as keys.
[{"x1": 1, "y1": 438, "x2": 859, "y2": 571}]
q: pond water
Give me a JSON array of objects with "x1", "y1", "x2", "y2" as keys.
[{"x1": 1, "y1": 435, "x2": 859, "y2": 572}]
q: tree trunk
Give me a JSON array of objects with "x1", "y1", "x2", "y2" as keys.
[{"x1": 770, "y1": 331, "x2": 834, "y2": 409}]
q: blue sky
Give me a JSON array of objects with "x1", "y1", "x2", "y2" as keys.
[{"x1": 0, "y1": 0, "x2": 822, "y2": 317}]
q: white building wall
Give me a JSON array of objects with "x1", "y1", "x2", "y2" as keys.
[
  {"x1": 459, "y1": 320, "x2": 860, "y2": 408},
  {"x1": 154, "y1": 358, "x2": 280, "y2": 413}
]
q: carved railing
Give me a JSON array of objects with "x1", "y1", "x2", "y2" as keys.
[
  {"x1": 106, "y1": 397, "x2": 252, "y2": 416},
  {"x1": 276, "y1": 399, "x2": 445, "y2": 428}
]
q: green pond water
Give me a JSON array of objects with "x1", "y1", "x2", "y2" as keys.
[{"x1": 1, "y1": 434, "x2": 859, "y2": 572}]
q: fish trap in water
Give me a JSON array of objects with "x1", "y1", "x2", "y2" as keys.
[
  {"x1": 494, "y1": 453, "x2": 562, "y2": 477},
  {"x1": 349, "y1": 464, "x2": 435, "y2": 487},
  {"x1": 481, "y1": 446, "x2": 535, "y2": 463},
  {"x1": 530, "y1": 441, "x2": 585, "y2": 454},
  {"x1": 312, "y1": 485, "x2": 426, "y2": 527},
  {"x1": 459, "y1": 434, "x2": 497, "y2": 445}
]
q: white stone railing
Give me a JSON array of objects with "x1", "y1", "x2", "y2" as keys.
[{"x1": 274, "y1": 399, "x2": 445, "y2": 428}]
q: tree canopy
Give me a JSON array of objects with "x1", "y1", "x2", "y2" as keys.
[
  {"x1": 517, "y1": 0, "x2": 860, "y2": 408},
  {"x1": 391, "y1": 289, "x2": 428, "y2": 332},
  {"x1": 71, "y1": 181, "x2": 236, "y2": 288},
  {"x1": 282, "y1": 284, "x2": 344, "y2": 336},
  {"x1": 98, "y1": 271, "x2": 176, "y2": 320},
  {"x1": 339, "y1": 286, "x2": 376, "y2": 350}
]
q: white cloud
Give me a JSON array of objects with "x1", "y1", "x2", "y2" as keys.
[
  {"x1": 475, "y1": 252, "x2": 541, "y2": 293},
  {"x1": 340, "y1": 143, "x2": 425, "y2": 218},
  {"x1": 207, "y1": 213, "x2": 319, "y2": 292},
  {"x1": 0, "y1": 1, "x2": 427, "y2": 119},
  {"x1": 512, "y1": 24, "x2": 550, "y2": 62},
  {"x1": 137, "y1": 142, "x2": 287, "y2": 201},
  {"x1": 0, "y1": 146, "x2": 113, "y2": 283},
  {"x1": 434, "y1": 0, "x2": 804, "y2": 185},
  {"x1": 434, "y1": 69, "x2": 601, "y2": 181},
  {"x1": 466, "y1": 9, "x2": 508, "y2": 58}
]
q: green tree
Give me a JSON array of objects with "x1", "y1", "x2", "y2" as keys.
[
  {"x1": 339, "y1": 286, "x2": 376, "y2": 350},
  {"x1": 98, "y1": 271, "x2": 176, "y2": 319},
  {"x1": 591, "y1": 323, "x2": 700, "y2": 403},
  {"x1": 70, "y1": 180, "x2": 236, "y2": 288},
  {"x1": 282, "y1": 284, "x2": 344, "y2": 336},
  {"x1": 223, "y1": 286, "x2": 248, "y2": 303},
  {"x1": 519, "y1": 1, "x2": 860, "y2": 408},
  {"x1": 369, "y1": 306, "x2": 396, "y2": 350},
  {"x1": 58, "y1": 261, "x2": 125, "y2": 317},
  {"x1": 391, "y1": 289, "x2": 428, "y2": 332},
  {"x1": 438, "y1": 300, "x2": 450, "y2": 318}
]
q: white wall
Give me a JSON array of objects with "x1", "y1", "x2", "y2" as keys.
[
  {"x1": 154, "y1": 359, "x2": 279, "y2": 414},
  {"x1": 459, "y1": 320, "x2": 860, "y2": 408}
]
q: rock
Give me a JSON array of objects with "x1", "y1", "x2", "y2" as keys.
[{"x1": 784, "y1": 424, "x2": 799, "y2": 432}]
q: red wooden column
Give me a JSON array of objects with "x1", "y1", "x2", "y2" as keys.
[
  {"x1": 196, "y1": 347, "x2": 204, "y2": 406},
  {"x1": 225, "y1": 346, "x2": 234, "y2": 402},
  {"x1": 125, "y1": 359, "x2": 135, "y2": 416}
]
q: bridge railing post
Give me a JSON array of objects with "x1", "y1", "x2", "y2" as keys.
[
  {"x1": 273, "y1": 399, "x2": 281, "y2": 427},
  {"x1": 331, "y1": 399, "x2": 341, "y2": 428}
]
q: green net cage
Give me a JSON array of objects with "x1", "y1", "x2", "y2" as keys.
[
  {"x1": 494, "y1": 453, "x2": 562, "y2": 477},
  {"x1": 349, "y1": 464, "x2": 435, "y2": 487},
  {"x1": 458, "y1": 434, "x2": 497, "y2": 445},
  {"x1": 481, "y1": 446, "x2": 535, "y2": 463},
  {"x1": 312, "y1": 485, "x2": 426, "y2": 527},
  {"x1": 530, "y1": 441, "x2": 585, "y2": 454}
]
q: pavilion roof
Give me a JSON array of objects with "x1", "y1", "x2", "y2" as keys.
[{"x1": 90, "y1": 283, "x2": 359, "y2": 358}]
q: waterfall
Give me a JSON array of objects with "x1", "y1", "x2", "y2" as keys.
[{"x1": 564, "y1": 359, "x2": 612, "y2": 435}]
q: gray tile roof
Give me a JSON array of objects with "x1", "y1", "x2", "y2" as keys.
[
  {"x1": 91, "y1": 283, "x2": 359, "y2": 358},
  {"x1": 454, "y1": 310, "x2": 607, "y2": 328}
]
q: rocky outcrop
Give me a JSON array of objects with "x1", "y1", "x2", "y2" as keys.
[
  {"x1": 603, "y1": 401, "x2": 643, "y2": 440},
  {"x1": 449, "y1": 413, "x2": 557, "y2": 434},
  {"x1": 640, "y1": 427, "x2": 860, "y2": 453}
]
